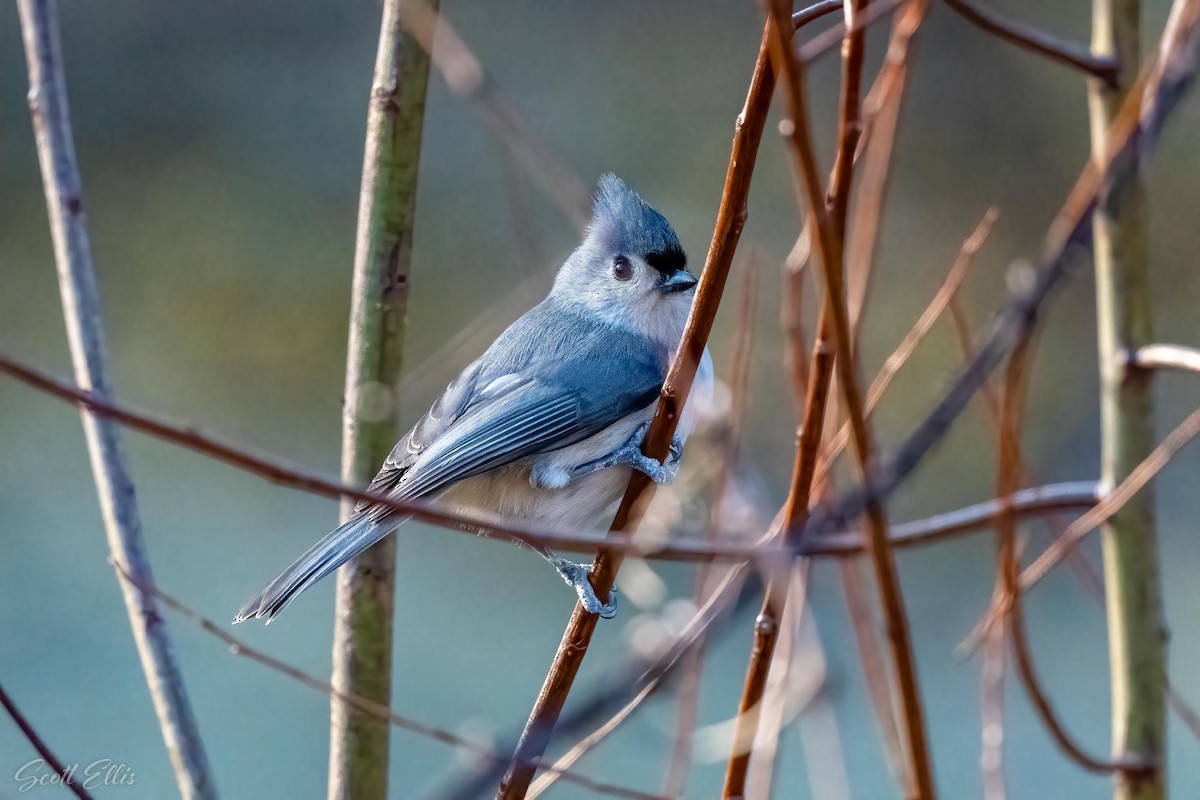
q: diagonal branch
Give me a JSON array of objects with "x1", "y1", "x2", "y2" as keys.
[
  {"x1": 0, "y1": 682, "x2": 95, "y2": 800},
  {"x1": 764, "y1": 0, "x2": 936, "y2": 796},
  {"x1": 943, "y1": 0, "x2": 1120, "y2": 84},
  {"x1": 15, "y1": 2, "x2": 214, "y2": 797},
  {"x1": 493, "y1": 17, "x2": 780, "y2": 798}
]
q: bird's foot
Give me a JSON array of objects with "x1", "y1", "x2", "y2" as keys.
[
  {"x1": 545, "y1": 554, "x2": 617, "y2": 618},
  {"x1": 571, "y1": 422, "x2": 682, "y2": 486}
]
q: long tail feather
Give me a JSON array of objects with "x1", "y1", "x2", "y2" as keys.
[{"x1": 233, "y1": 515, "x2": 400, "y2": 623}]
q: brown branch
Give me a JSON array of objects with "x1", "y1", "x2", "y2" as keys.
[
  {"x1": 808, "y1": 0, "x2": 1200, "y2": 559},
  {"x1": 815, "y1": 207, "x2": 998, "y2": 488},
  {"x1": 798, "y1": 0, "x2": 911, "y2": 64},
  {"x1": 995, "y1": 334, "x2": 1140, "y2": 774},
  {"x1": 764, "y1": 1, "x2": 936, "y2": 796},
  {"x1": 943, "y1": 0, "x2": 1120, "y2": 85},
  {"x1": 1021, "y1": 405, "x2": 1200, "y2": 590},
  {"x1": 15, "y1": 2, "x2": 214, "y2": 796},
  {"x1": 780, "y1": 226, "x2": 813, "y2": 419},
  {"x1": 1129, "y1": 343, "x2": 1200, "y2": 375},
  {"x1": 841, "y1": 558, "x2": 909, "y2": 783},
  {"x1": 525, "y1": 568, "x2": 748, "y2": 800},
  {"x1": 0, "y1": 682, "x2": 95, "y2": 800},
  {"x1": 722, "y1": 0, "x2": 873, "y2": 786},
  {"x1": 495, "y1": 17, "x2": 779, "y2": 798},
  {"x1": 663, "y1": 255, "x2": 762, "y2": 799},
  {"x1": 0, "y1": 346, "x2": 1104, "y2": 570}
]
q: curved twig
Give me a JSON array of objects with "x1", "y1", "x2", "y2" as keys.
[
  {"x1": 943, "y1": 0, "x2": 1119, "y2": 84},
  {"x1": 1129, "y1": 343, "x2": 1200, "y2": 375}
]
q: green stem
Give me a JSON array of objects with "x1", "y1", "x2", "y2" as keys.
[
  {"x1": 1089, "y1": 1, "x2": 1166, "y2": 797},
  {"x1": 329, "y1": 2, "x2": 435, "y2": 798}
]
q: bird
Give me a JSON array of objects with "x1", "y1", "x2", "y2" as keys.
[{"x1": 234, "y1": 174, "x2": 713, "y2": 623}]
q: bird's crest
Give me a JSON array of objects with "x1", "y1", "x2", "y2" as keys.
[{"x1": 589, "y1": 174, "x2": 686, "y2": 274}]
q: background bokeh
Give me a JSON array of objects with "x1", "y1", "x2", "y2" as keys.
[{"x1": 2, "y1": 1, "x2": 1199, "y2": 798}]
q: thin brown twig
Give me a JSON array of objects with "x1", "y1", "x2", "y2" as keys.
[
  {"x1": 104, "y1": 562, "x2": 662, "y2": 800},
  {"x1": 722, "y1": 0, "x2": 872, "y2": 786},
  {"x1": 745, "y1": 569, "x2": 817, "y2": 798},
  {"x1": 663, "y1": 254, "x2": 763, "y2": 799},
  {"x1": 15, "y1": 2, "x2": 214, "y2": 796},
  {"x1": 528, "y1": 254, "x2": 767, "y2": 800},
  {"x1": 0, "y1": 682, "x2": 96, "y2": 800},
  {"x1": 526, "y1": 683, "x2": 659, "y2": 800},
  {"x1": 995, "y1": 334, "x2": 1140, "y2": 774},
  {"x1": 0, "y1": 347, "x2": 1102, "y2": 566},
  {"x1": 825, "y1": 8, "x2": 936, "y2": 790},
  {"x1": 780, "y1": 225, "x2": 813, "y2": 420},
  {"x1": 764, "y1": 1, "x2": 936, "y2": 796},
  {"x1": 840, "y1": 558, "x2": 909, "y2": 783},
  {"x1": 809, "y1": 0, "x2": 1200, "y2": 562},
  {"x1": 1021, "y1": 405, "x2": 1200, "y2": 590},
  {"x1": 815, "y1": 207, "x2": 998, "y2": 489},
  {"x1": 798, "y1": 0, "x2": 911, "y2": 64},
  {"x1": 943, "y1": 0, "x2": 1120, "y2": 85},
  {"x1": 495, "y1": 17, "x2": 779, "y2": 797}
]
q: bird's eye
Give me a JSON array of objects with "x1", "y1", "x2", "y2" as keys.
[{"x1": 612, "y1": 255, "x2": 633, "y2": 282}]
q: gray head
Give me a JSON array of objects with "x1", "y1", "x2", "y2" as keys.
[{"x1": 552, "y1": 175, "x2": 697, "y2": 339}]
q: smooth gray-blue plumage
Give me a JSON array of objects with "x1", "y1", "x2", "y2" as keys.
[{"x1": 235, "y1": 174, "x2": 713, "y2": 623}]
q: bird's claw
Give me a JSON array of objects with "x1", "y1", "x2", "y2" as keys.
[
  {"x1": 618, "y1": 422, "x2": 680, "y2": 486},
  {"x1": 549, "y1": 556, "x2": 618, "y2": 618}
]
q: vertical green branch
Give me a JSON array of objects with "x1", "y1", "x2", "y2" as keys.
[
  {"x1": 1089, "y1": 1, "x2": 1166, "y2": 797},
  {"x1": 329, "y1": 1, "x2": 435, "y2": 798}
]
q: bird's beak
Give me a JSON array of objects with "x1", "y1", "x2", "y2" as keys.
[{"x1": 660, "y1": 269, "x2": 698, "y2": 294}]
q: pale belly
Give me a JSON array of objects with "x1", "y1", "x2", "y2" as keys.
[
  {"x1": 434, "y1": 458, "x2": 635, "y2": 533},
  {"x1": 430, "y1": 349, "x2": 713, "y2": 534}
]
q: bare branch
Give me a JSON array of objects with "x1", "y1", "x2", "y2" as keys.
[
  {"x1": 1128, "y1": 343, "x2": 1200, "y2": 375},
  {"x1": 15, "y1": 2, "x2": 214, "y2": 796},
  {"x1": 793, "y1": 0, "x2": 844, "y2": 29},
  {"x1": 995, "y1": 334, "x2": 1143, "y2": 774},
  {"x1": 0, "y1": 348, "x2": 1101, "y2": 565},
  {"x1": 495, "y1": 17, "x2": 779, "y2": 796},
  {"x1": 1021, "y1": 405, "x2": 1200, "y2": 590},
  {"x1": 0, "y1": 683, "x2": 96, "y2": 800},
  {"x1": 943, "y1": 0, "x2": 1119, "y2": 84},
  {"x1": 808, "y1": 0, "x2": 1200, "y2": 559},
  {"x1": 764, "y1": 1, "x2": 936, "y2": 795},
  {"x1": 328, "y1": 0, "x2": 435, "y2": 794},
  {"x1": 815, "y1": 207, "x2": 998, "y2": 488}
]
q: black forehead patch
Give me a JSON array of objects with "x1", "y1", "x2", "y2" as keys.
[{"x1": 645, "y1": 245, "x2": 687, "y2": 275}]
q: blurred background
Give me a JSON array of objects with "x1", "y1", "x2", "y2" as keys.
[{"x1": 2, "y1": 1, "x2": 1199, "y2": 797}]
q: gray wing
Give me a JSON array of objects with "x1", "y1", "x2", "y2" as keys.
[{"x1": 358, "y1": 352, "x2": 663, "y2": 521}]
